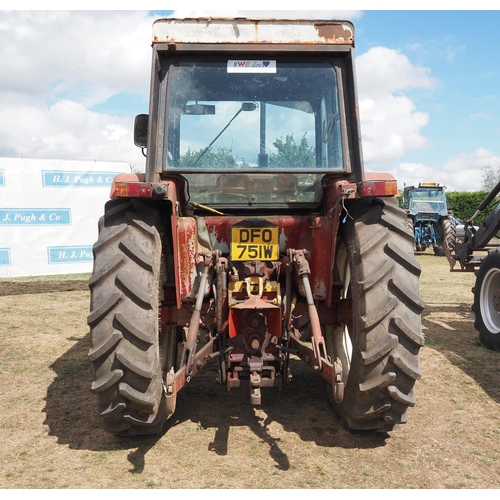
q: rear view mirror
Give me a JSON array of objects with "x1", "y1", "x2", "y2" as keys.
[
  {"x1": 183, "y1": 104, "x2": 216, "y2": 115},
  {"x1": 241, "y1": 102, "x2": 257, "y2": 111},
  {"x1": 134, "y1": 114, "x2": 149, "y2": 148}
]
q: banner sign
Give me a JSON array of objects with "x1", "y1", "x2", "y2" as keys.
[
  {"x1": 0, "y1": 248, "x2": 10, "y2": 266},
  {"x1": 48, "y1": 245, "x2": 94, "y2": 264},
  {"x1": 42, "y1": 170, "x2": 118, "y2": 187},
  {"x1": 0, "y1": 158, "x2": 132, "y2": 277},
  {"x1": 0, "y1": 209, "x2": 71, "y2": 225}
]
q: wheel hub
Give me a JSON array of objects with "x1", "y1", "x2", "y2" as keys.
[{"x1": 493, "y1": 289, "x2": 500, "y2": 312}]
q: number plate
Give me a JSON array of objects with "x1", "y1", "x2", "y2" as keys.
[{"x1": 230, "y1": 226, "x2": 279, "y2": 261}]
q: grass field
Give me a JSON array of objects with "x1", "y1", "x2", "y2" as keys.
[{"x1": 0, "y1": 254, "x2": 499, "y2": 489}]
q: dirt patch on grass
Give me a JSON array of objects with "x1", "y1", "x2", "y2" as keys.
[
  {"x1": 0, "y1": 275, "x2": 89, "y2": 296},
  {"x1": 0, "y1": 258, "x2": 499, "y2": 488}
]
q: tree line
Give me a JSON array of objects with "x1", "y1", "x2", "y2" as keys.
[{"x1": 443, "y1": 165, "x2": 500, "y2": 224}]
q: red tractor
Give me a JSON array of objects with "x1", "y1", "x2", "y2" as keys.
[{"x1": 88, "y1": 17, "x2": 424, "y2": 436}]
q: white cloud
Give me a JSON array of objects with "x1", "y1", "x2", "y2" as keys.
[
  {"x1": 356, "y1": 46, "x2": 436, "y2": 98},
  {"x1": 0, "y1": 98, "x2": 145, "y2": 167},
  {"x1": 356, "y1": 47, "x2": 435, "y2": 163},
  {"x1": 0, "y1": 11, "x2": 153, "y2": 104},
  {"x1": 0, "y1": 11, "x2": 155, "y2": 170},
  {"x1": 360, "y1": 94, "x2": 430, "y2": 163},
  {"x1": 442, "y1": 148, "x2": 500, "y2": 174},
  {"x1": 386, "y1": 148, "x2": 500, "y2": 192},
  {"x1": 469, "y1": 112, "x2": 494, "y2": 121}
]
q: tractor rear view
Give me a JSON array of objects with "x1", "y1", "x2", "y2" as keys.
[
  {"x1": 401, "y1": 182, "x2": 456, "y2": 255},
  {"x1": 87, "y1": 17, "x2": 424, "y2": 436}
]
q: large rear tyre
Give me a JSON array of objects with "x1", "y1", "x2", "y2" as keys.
[
  {"x1": 472, "y1": 249, "x2": 500, "y2": 352},
  {"x1": 406, "y1": 216, "x2": 414, "y2": 237},
  {"x1": 406, "y1": 216, "x2": 417, "y2": 252},
  {"x1": 325, "y1": 197, "x2": 425, "y2": 432},
  {"x1": 434, "y1": 216, "x2": 456, "y2": 256},
  {"x1": 87, "y1": 199, "x2": 167, "y2": 436}
]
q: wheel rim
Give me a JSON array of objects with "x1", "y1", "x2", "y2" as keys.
[{"x1": 480, "y1": 267, "x2": 500, "y2": 334}]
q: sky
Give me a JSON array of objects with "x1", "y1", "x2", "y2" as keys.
[{"x1": 1, "y1": 4, "x2": 500, "y2": 191}]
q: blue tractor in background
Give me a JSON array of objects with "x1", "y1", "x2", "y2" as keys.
[{"x1": 401, "y1": 182, "x2": 456, "y2": 256}]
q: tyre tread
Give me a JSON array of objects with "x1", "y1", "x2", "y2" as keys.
[
  {"x1": 332, "y1": 197, "x2": 423, "y2": 431},
  {"x1": 87, "y1": 199, "x2": 165, "y2": 436}
]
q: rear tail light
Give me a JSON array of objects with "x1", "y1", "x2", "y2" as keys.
[
  {"x1": 359, "y1": 180, "x2": 398, "y2": 197},
  {"x1": 114, "y1": 181, "x2": 153, "y2": 198}
]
